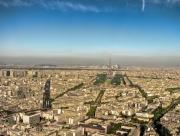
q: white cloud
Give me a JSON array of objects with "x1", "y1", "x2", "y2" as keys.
[
  {"x1": 0, "y1": 1, "x2": 8, "y2": 7},
  {"x1": 0, "y1": 0, "x2": 100, "y2": 12},
  {"x1": 46, "y1": 1, "x2": 100, "y2": 12},
  {"x1": 0, "y1": 0, "x2": 179, "y2": 12},
  {"x1": 170, "y1": 0, "x2": 180, "y2": 3},
  {"x1": 142, "y1": 0, "x2": 145, "y2": 11},
  {"x1": 0, "y1": 0, "x2": 32, "y2": 7}
]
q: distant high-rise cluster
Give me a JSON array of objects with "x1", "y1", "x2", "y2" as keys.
[{"x1": 1, "y1": 69, "x2": 38, "y2": 78}]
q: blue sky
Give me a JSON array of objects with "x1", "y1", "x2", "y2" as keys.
[{"x1": 0, "y1": 0, "x2": 180, "y2": 57}]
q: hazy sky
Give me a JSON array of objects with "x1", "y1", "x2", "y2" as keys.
[{"x1": 0, "y1": 0, "x2": 180, "y2": 57}]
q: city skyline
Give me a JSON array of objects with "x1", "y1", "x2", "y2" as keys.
[
  {"x1": 1, "y1": 1, "x2": 180, "y2": 135},
  {"x1": 0, "y1": 0, "x2": 180, "y2": 58}
]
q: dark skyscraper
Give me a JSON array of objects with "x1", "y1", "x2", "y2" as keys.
[{"x1": 42, "y1": 79, "x2": 51, "y2": 109}]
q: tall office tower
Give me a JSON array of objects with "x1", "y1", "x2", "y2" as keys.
[{"x1": 42, "y1": 79, "x2": 51, "y2": 109}]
